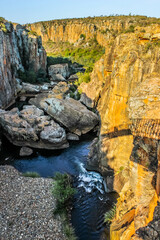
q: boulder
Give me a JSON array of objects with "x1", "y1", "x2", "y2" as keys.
[
  {"x1": 29, "y1": 82, "x2": 69, "y2": 105},
  {"x1": 80, "y1": 93, "x2": 94, "y2": 108},
  {"x1": 39, "y1": 97, "x2": 99, "y2": 136},
  {"x1": 0, "y1": 106, "x2": 68, "y2": 150},
  {"x1": 0, "y1": 108, "x2": 38, "y2": 143},
  {"x1": 67, "y1": 133, "x2": 79, "y2": 141},
  {"x1": 21, "y1": 82, "x2": 49, "y2": 94},
  {"x1": 21, "y1": 82, "x2": 41, "y2": 93},
  {"x1": 50, "y1": 73, "x2": 66, "y2": 82},
  {"x1": 19, "y1": 147, "x2": 33, "y2": 157},
  {"x1": 52, "y1": 82, "x2": 69, "y2": 99},
  {"x1": 40, "y1": 121, "x2": 66, "y2": 144},
  {"x1": 48, "y1": 64, "x2": 70, "y2": 80},
  {"x1": 68, "y1": 74, "x2": 78, "y2": 82}
]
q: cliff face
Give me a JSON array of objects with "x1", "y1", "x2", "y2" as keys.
[
  {"x1": 0, "y1": 22, "x2": 46, "y2": 109},
  {"x1": 81, "y1": 26, "x2": 160, "y2": 239},
  {"x1": 29, "y1": 16, "x2": 160, "y2": 239},
  {"x1": 27, "y1": 17, "x2": 129, "y2": 44}
]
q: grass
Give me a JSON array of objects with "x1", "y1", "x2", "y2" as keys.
[
  {"x1": 22, "y1": 172, "x2": 40, "y2": 178},
  {"x1": 52, "y1": 173, "x2": 77, "y2": 240}
]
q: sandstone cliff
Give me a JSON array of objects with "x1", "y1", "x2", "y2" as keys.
[
  {"x1": 0, "y1": 22, "x2": 46, "y2": 109},
  {"x1": 26, "y1": 16, "x2": 160, "y2": 239}
]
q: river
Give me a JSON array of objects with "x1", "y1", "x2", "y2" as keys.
[{"x1": 0, "y1": 134, "x2": 115, "y2": 240}]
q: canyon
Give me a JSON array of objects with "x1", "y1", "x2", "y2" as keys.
[{"x1": 0, "y1": 16, "x2": 160, "y2": 239}]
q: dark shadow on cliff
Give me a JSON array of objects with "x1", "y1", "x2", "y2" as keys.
[{"x1": 101, "y1": 128, "x2": 131, "y2": 139}]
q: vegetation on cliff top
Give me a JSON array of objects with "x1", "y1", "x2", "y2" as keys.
[
  {"x1": 30, "y1": 15, "x2": 160, "y2": 27},
  {"x1": 0, "y1": 17, "x2": 8, "y2": 33}
]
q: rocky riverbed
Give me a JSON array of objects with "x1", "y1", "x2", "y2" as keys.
[{"x1": 0, "y1": 165, "x2": 66, "y2": 240}]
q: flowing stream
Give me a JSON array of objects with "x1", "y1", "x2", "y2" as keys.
[{"x1": 0, "y1": 135, "x2": 115, "y2": 240}]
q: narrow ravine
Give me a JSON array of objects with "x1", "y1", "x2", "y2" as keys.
[{"x1": 0, "y1": 134, "x2": 114, "y2": 240}]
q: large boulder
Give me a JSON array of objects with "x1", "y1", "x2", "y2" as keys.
[
  {"x1": 21, "y1": 82, "x2": 49, "y2": 94},
  {"x1": 48, "y1": 64, "x2": 70, "y2": 81},
  {"x1": 0, "y1": 106, "x2": 68, "y2": 149},
  {"x1": 39, "y1": 97, "x2": 99, "y2": 136},
  {"x1": 29, "y1": 82, "x2": 70, "y2": 106}
]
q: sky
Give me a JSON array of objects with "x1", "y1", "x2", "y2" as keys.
[{"x1": 0, "y1": 0, "x2": 160, "y2": 24}]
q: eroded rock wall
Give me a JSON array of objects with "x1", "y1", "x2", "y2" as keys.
[
  {"x1": 0, "y1": 23, "x2": 46, "y2": 109},
  {"x1": 27, "y1": 17, "x2": 130, "y2": 44},
  {"x1": 81, "y1": 27, "x2": 160, "y2": 239},
  {"x1": 28, "y1": 17, "x2": 160, "y2": 239}
]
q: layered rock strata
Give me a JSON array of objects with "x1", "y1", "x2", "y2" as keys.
[{"x1": 33, "y1": 16, "x2": 160, "y2": 239}]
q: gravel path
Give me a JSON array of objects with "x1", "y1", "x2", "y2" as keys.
[{"x1": 0, "y1": 166, "x2": 66, "y2": 240}]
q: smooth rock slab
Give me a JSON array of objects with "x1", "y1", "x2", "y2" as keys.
[{"x1": 40, "y1": 97, "x2": 99, "y2": 136}]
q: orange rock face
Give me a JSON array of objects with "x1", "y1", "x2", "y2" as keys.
[{"x1": 29, "y1": 17, "x2": 160, "y2": 239}]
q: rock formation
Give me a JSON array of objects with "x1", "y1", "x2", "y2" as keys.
[
  {"x1": 28, "y1": 16, "x2": 160, "y2": 239},
  {"x1": 0, "y1": 22, "x2": 46, "y2": 109},
  {"x1": 29, "y1": 88, "x2": 99, "y2": 136},
  {"x1": 0, "y1": 15, "x2": 160, "y2": 239},
  {"x1": 0, "y1": 105, "x2": 68, "y2": 149}
]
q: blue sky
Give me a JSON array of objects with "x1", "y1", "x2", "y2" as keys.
[{"x1": 1, "y1": 0, "x2": 160, "y2": 24}]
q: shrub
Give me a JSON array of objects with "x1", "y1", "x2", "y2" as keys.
[
  {"x1": 28, "y1": 30, "x2": 38, "y2": 36},
  {"x1": 22, "y1": 172, "x2": 40, "y2": 178},
  {"x1": 63, "y1": 223, "x2": 77, "y2": 240},
  {"x1": 104, "y1": 205, "x2": 116, "y2": 224},
  {"x1": 75, "y1": 72, "x2": 90, "y2": 86},
  {"x1": 0, "y1": 22, "x2": 7, "y2": 33},
  {"x1": 80, "y1": 34, "x2": 86, "y2": 40},
  {"x1": 125, "y1": 25, "x2": 135, "y2": 33},
  {"x1": 17, "y1": 68, "x2": 49, "y2": 84},
  {"x1": 0, "y1": 17, "x2": 5, "y2": 23},
  {"x1": 52, "y1": 173, "x2": 77, "y2": 240},
  {"x1": 52, "y1": 172, "x2": 76, "y2": 214},
  {"x1": 36, "y1": 68, "x2": 49, "y2": 83},
  {"x1": 101, "y1": 28, "x2": 110, "y2": 34},
  {"x1": 144, "y1": 42, "x2": 152, "y2": 53},
  {"x1": 47, "y1": 56, "x2": 72, "y2": 67}
]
